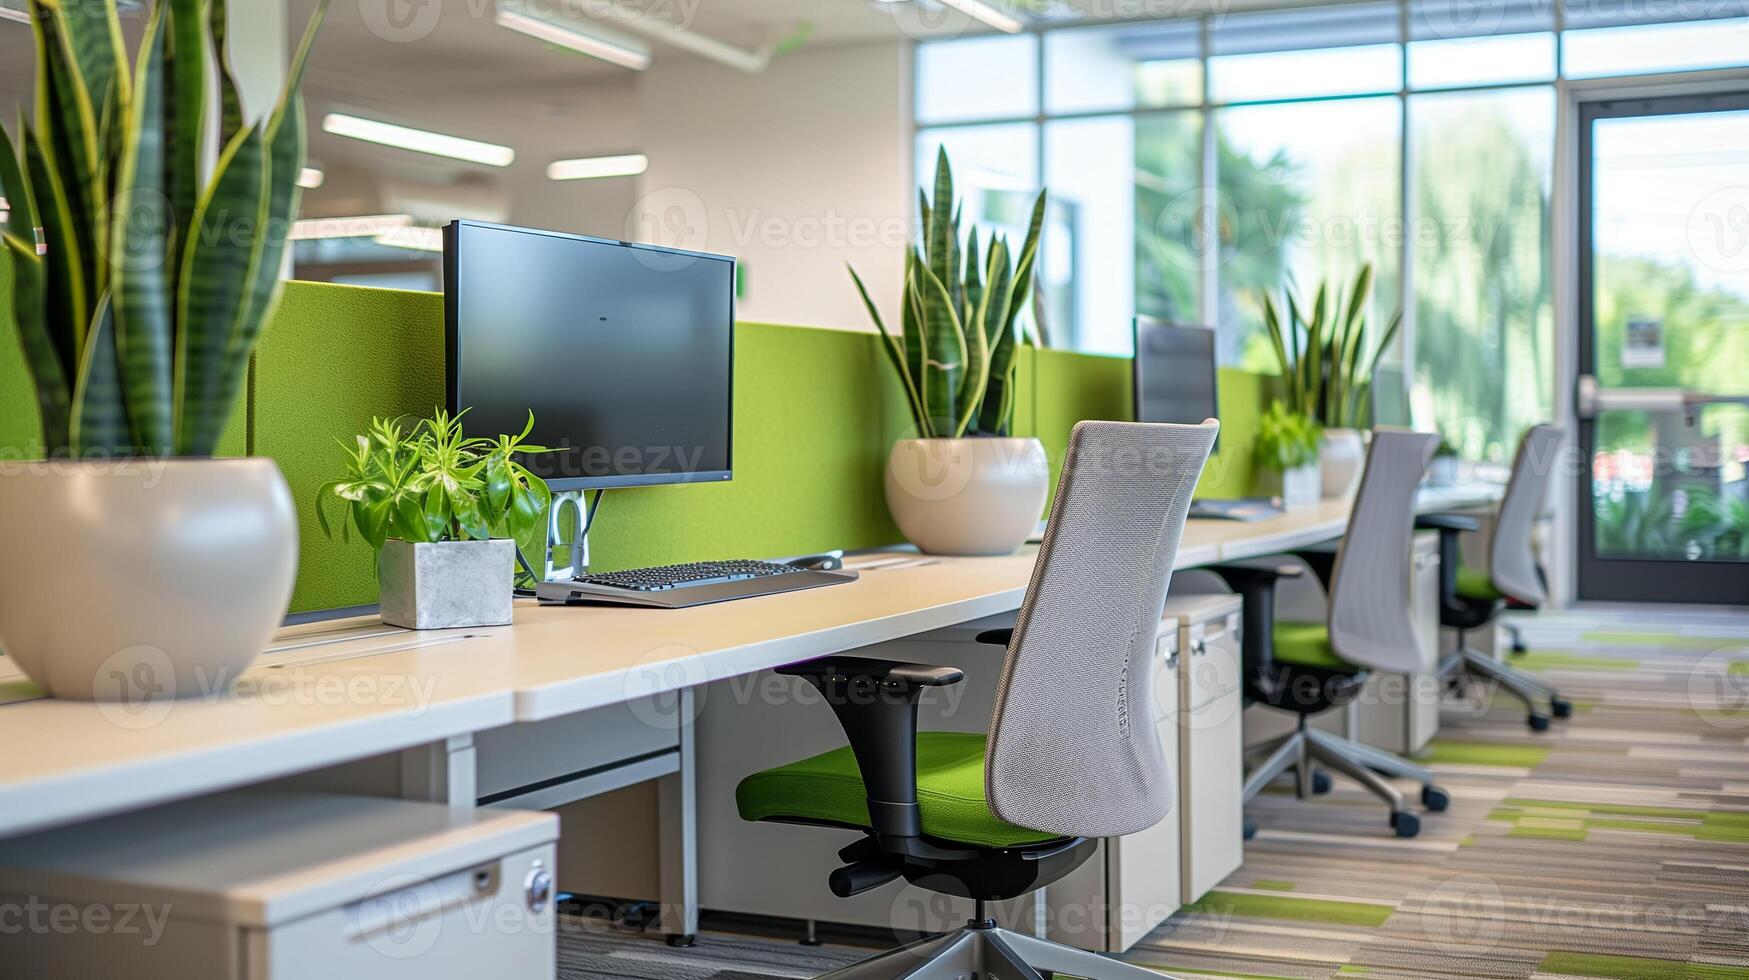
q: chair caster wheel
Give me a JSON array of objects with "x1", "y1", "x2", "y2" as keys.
[
  {"x1": 1421, "y1": 786, "x2": 1451, "y2": 812},
  {"x1": 1551, "y1": 698, "x2": 1573, "y2": 719},
  {"x1": 1312, "y1": 770, "x2": 1333, "y2": 795},
  {"x1": 1243, "y1": 818, "x2": 1258, "y2": 841},
  {"x1": 1510, "y1": 643, "x2": 1528, "y2": 656},
  {"x1": 1392, "y1": 811, "x2": 1422, "y2": 838},
  {"x1": 1528, "y1": 713, "x2": 1551, "y2": 732},
  {"x1": 666, "y1": 934, "x2": 697, "y2": 948}
]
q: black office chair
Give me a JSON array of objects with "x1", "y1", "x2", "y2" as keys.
[
  {"x1": 1212, "y1": 430, "x2": 1448, "y2": 839},
  {"x1": 734, "y1": 420, "x2": 1217, "y2": 979},
  {"x1": 1419, "y1": 424, "x2": 1571, "y2": 731}
]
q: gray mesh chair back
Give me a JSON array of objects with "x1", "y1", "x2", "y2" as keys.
[
  {"x1": 985, "y1": 420, "x2": 1219, "y2": 840},
  {"x1": 1326, "y1": 429, "x2": 1439, "y2": 674},
  {"x1": 1490, "y1": 424, "x2": 1562, "y2": 605}
]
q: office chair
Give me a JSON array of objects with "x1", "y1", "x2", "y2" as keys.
[
  {"x1": 1419, "y1": 424, "x2": 1570, "y2": 731},
  {"x1": 1212, "y1": 430, "x2": 1447, "y2": 839},
  {"x1": 735, "y1": 420, "x2": 1218, "y2": 979}
]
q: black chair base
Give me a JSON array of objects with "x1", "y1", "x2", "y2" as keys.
[
  {"x1": 1244, "y1": 718, "x2": 1443, "y2": 839},
  {"x1": 1443, "y1": 645, "x2": 1569, "y2": 732}
]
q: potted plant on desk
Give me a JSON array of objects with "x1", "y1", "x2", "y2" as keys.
[
  {"x1": 848, "y1": 149, "x2": 1049, "y2": 556},
  {"x1": 318, "y1": 411, "x2": 552, "y2": 629},
  {"x1": 1253, "y1": 401, "x2": 1322, "y2": 507},
  {"x1": 0, "y1": 0, "x2": 329, "y2": 701},
  {"x1": 1259, "y1": 264, "x2": 1401, "y2": 500}
]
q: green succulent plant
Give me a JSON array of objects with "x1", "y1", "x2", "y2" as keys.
[
  {"x1": 1253, "y1": 399, "x2": 1322, "y2": 473},
  {"x1": 848, "y1": 147, "x2": 1046, "y2": 439},
  {"x1": 1260, "y1": 264, "x2": 1402, "y2": 430},
  {"x1": 0, "y1": 0, "x2": 329, "y2": 459}
]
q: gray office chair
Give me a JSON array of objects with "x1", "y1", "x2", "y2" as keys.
[
  {"x1": 735, "y1": 420, "x2": 1218, "y2": 979},
  {"x1": 1214, "y1": 430, "x2": 1446, "y2": 837},
  {"x1": 1420, "y1": 424, "x2": 1569, "y2": 730}
]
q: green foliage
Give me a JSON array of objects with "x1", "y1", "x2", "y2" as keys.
[
  {"x1": 849, "y1": 147, "x2": 1046, "y2": 439},
  {"x1": 0, "y1": 0, "x2": 328, "y2": 459},
  {"x1": 1253, "y1": 400, "x2": 1321, "y2": 473},
  {"x1": 316, "y1": 410, "x2": 553, "y2": 574},
  {"x1": 1259, "y1": 264, "x2": 1401, "y2": 430},
  {"x1": 1435, "y1": 437, "x2": 1461, "y2": 458},
  {"x1": 1679, "y1": 489, "x2": 1749, "y2": 560}
]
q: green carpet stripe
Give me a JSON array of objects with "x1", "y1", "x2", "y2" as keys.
[
  {"x1": 1249, "y1": 879, "x2": 1296, "y2": 892},
  {"x1": 1422, "y1": 741, "x2": 1551, "y2": 768},
  {"x1": 1506, "y1": 825, "x2": 1590, "y2": 841},
  {"x1": 1515, "y1": 650, "x2": 1639, "y2": 671},
  {"x1": 1502, "y1": 799, "x2": 1722, "y2": 822},
  {"x1": 1181, "y1": 891, "x2": 1394, "y2": 927},
  {"x1": 1580, "y1": 631, "x2": 1739, "y2": 650},
  {"x1": 1540, "y1": 951, "x2": 1749, "y2": 979}
]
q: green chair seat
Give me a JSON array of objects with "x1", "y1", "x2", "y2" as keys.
[
  {"x1": 1272, "y1": 620, "x2": 1360, "y2": 674},
  {"x1": 1455, "y1": 566, "x2": 1504, "y2": 601},
  {"x1": 735, "y1": 731, "x2": 1060, "y2": 849}
]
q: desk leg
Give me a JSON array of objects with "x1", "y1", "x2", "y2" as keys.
[
  {"x1": 400, "y1": 734, "x2": 477, "y2": 810},
  {"x1": 657, "y1": 688, "x2": 699, "y2": 945}
]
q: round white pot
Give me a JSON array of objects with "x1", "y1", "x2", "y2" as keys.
[
  {"x1": 885, "y1": 437, "x2": 1049, "y2": 556},
  {"x1": 0, "y1": 458, "x2": 298, "y2": 702},
  {"x1": 1319, "y1": 428, "x2": 1367, "y2": 500}
]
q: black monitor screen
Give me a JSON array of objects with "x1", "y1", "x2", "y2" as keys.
[
  {"x1": 445, "y1": 221, "x2": 735, "y2": 491},
  {"x1": 1133, "y1": 319, "x2": 1220, "y2": 450}
]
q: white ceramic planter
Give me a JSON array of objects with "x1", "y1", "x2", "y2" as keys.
[
  {"x1": 1319, "y1": 428, "x2": 1366, "y2": 499},
  {"x1": 379, "y1": 539, "x2": 516, "y2": 630},
  {"x1": 884, "y1": 437, "x2": 1049, "y2": 556},
  {"x1": 1427, "y1": 455, "x2": 1461, "y2": 487},
  {"x1": 1260, "y1": 461, "x2": 1322, "y2": 508},
  {"x1": 0, "y1": 458, "x2": 298, "y2": 701}
]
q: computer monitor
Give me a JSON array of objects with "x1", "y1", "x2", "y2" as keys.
[
  {"x1": 444, "y1": 220, "x2": 735, "y2": 492},
  {"x1": 1133, "y1": 318, "x2": 1220, "y2": 450}
]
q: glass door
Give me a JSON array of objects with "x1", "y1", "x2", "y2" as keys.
[{"x1": 1577, "y1": 91, "x2": 1749, "y2": 604}]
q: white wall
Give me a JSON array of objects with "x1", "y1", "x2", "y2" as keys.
[{"x1": 635, "y1": 41, "x2": 914, "y2": 332}]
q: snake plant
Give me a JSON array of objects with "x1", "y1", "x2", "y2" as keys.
[
  {"x1": 849, "y1": 147, "x2": 1046, "y2": 439},
  {"x1": 1260, "y1": 264, "x2": 1402, "y2": 430},
  {"x1": 0, "y1": 0, "x2": 328, "y2": 458}
]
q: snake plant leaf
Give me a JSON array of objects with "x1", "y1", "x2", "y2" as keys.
[
  {"x1": 1261, "y1": 294, "x2": 1292, "y2": 402},
  {"x1": 962, "y1": 229, "x2": 982, "y2": 328},
  {"x1": 173, "y1": 121, "x2": 269, "y2": 456},
  {"x1": 209, "y1": 0, "x2": 245, "y2": 145},
  {"x1": 165, "y1": 0, "x2": 208, "y2": 283},
  {"x1": 849, "y1": 263, "x2": 926, "y2": 432},
  {"x1": 917, "y1": 258, "x2": 964, "y2": 435},
  {"x1": 70, "y1": 291, "x2": 132, "y2": 455},
  {"x1": 0, "y1": 115, "x2": 38, "y2": 245},
  {"x1": 110, "y1": 1, "x2": 174, "y2": 454},
  {"x1": 902, "y1": 247, "x2": 929, "y2": 433},
  {"x1": 48, "y1": 0, "x2": 128, "y2": 119},
  {"x1": 926, "y1": 147, "x2": 953, "y2": 297},
  {"x1": 29, "y1": 2, "x2": 102, "y2": 291},
  {"x1": 4, "y1": 234, "x2": 71, "y2": 450},
  {"x1": 23, "y1": 118, "x2": 86, "y2": 380},
  {"x1": 954, "y1": 243, "x2": 1003, "y2": 438},
  {"x1": 976, "y1": 191, "x2": 1044, "y2": 437}
]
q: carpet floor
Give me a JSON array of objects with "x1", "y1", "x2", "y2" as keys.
[{"x1": 558, "y1": 611, "x2": 1749, "y2": 979}]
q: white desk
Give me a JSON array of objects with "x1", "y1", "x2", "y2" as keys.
[{"x1": 0, "y1": 482, "x2": 1502, "y2": 934}]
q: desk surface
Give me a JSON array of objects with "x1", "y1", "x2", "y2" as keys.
[{"x1": 0, "y1": 483, "x2": 1500, "y2": 838}]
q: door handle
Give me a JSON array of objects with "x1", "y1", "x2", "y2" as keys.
[{"x1": 1578, "y1": 375, "x2": 1749, "y2": 419}]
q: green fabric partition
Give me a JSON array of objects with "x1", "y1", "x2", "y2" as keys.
[{"x1": 0, "y1": 264, "x2": 1274, "y2": 614}]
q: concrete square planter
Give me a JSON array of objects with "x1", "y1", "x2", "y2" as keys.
[{"x1": 379, "y1": 539, "x2": 516, "y2": 630}]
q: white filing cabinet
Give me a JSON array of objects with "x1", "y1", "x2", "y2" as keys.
[
  {"x1": 0, "y1": 791, "x2": 558, "y2": 980},
  {"x1": 1356, "y1": 530, "x2": 1443, "y2": 754},
  {"x1": 1172, "y1": 593, "x2": 1246, "y2": 903}
]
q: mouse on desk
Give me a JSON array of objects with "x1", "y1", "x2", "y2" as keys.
[{"x1": 786, "y1": 552, "x2": 844, "y2": 571}]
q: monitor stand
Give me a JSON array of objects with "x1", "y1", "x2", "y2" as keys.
[{"x1": 543, "y1": 491, "x2": 591, "y2": 582}]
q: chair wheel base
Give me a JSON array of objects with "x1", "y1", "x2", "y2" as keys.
[
  {"x1": 1392, "y1": 811, "x2": 1422, "y2": 838},
  {"x1": 666, "y1": 934, "x2": 697, "y2": 948},
  {"x1": 1311, "y1": 770, "x2": 1333, "y2": 795},
  {"x1": 1421, "y1": 786, "x2": 1451, "y2": 812},
  {"x1": 1243, "y1": 817, "x2": 1258, "y2": 841},
  {"x1": 1551, "y1": 698, "x2": 1574, "y2": 719},
  {"x1": 1528, "y1": 713, "x2": 1551, "y2": 732}
]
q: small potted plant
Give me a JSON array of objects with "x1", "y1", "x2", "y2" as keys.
[
  {"x1": 0, "y1": 0, "x2": 329, "y2": 701},
  {"x1": 1253, "y1": 401, "x2": 1322, "y2": 507},
  {"x1": 847, "y1": 148, "x2": 1049, "y2": 556},
  {"x1": 1259, "y1": 265, "x2": 1400, "y2": 500},
  {"x1": 318, "y1": 410, "x2": 552, "y2": 629},
  {"x1": 1428, "y1": 437, "x2": 1462, "y2": 486}
]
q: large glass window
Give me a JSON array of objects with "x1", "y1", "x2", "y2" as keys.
[{"x1": 914, "y1": 0, "x2": 1749, "y2": 460}]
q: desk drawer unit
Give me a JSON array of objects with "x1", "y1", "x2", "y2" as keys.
[
  {"x1": 1356, "y1": 531, "x2": 1442, "y2": 755},
  {"x1": 1170, "y1": 594, "x2": 1246, "y2": 903},
  {"x1": 0, "y1": 791, "x2": 558, "y2": 980}
]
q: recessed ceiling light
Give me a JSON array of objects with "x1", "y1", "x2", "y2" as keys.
[
  {"x1": 496, "y1": 5, "x2": 651, "y2": 71},
  {"x1": 297, "y1": 167, "x2": 325, "y2": 190},
  {"x1": 290, "y1": 214, "x2": 415, "y2": 241},
  {"x1": 940, "y1": 0, "x2": 1023, "y2": 33},
  {"x1": 322, "y1": 114, "x2": 515, "y2": 168},
  {"x1": 546, "y1": 153, "x2": 649, "y2": 181}
]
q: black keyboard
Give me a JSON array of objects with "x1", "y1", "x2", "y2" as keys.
[{"x1": 575, "y1": 559, "x2": 805, "y2": 593}]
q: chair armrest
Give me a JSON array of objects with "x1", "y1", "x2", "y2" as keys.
[
  {"x1": 1208, "y1": 558, "x2": 1304, "y2": 587},
  {"x1": 973, "y1": 628, "x2": 1012, "y2": 647},
  {"x1": 1416, "y1": 512, "x2": 1480, "y2": 532},
  {"x1": 777, "y1": 656, "x2": 963, "y2": 839}
]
